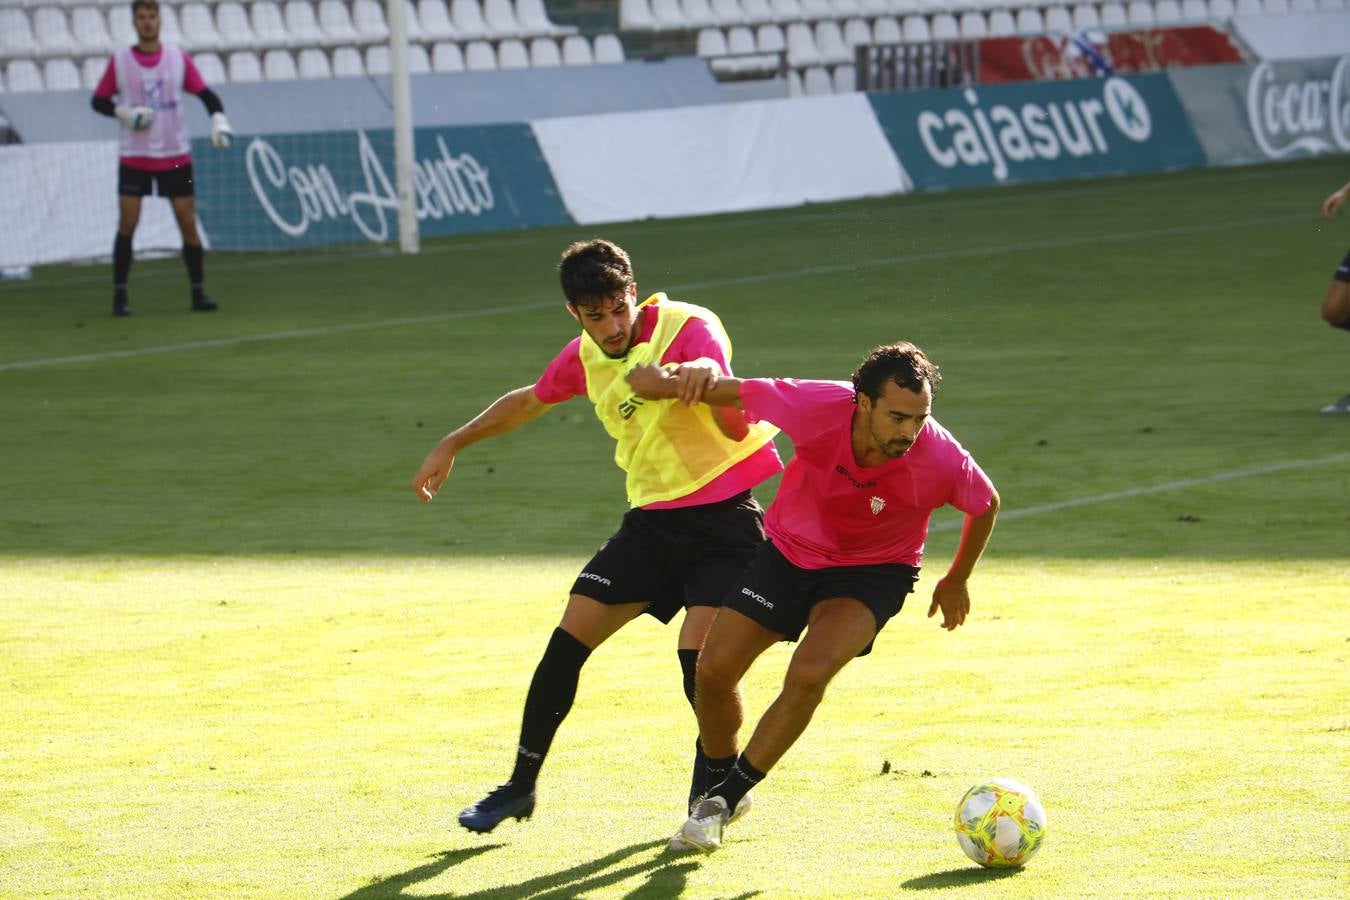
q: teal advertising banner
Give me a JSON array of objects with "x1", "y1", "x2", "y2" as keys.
[
  {"x1": 868, "y1": 74, "x2": 1206, "y2": 190},
  {"x1": 193, "y1": 123, "x2": 572, "y2": 249},
  {"x1": 1168, "y1": 57, "x2": 1350, "y2": 167}
]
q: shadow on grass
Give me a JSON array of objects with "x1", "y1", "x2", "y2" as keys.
[
  {"x1": 340, "y1": 838, "x2": 737, "y2": 899},
  {"x1": 901, "y1": 865, "x2": 1023, "y2": 890}
]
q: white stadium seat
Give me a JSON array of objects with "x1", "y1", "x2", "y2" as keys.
[
  {"x1": 284, "y1": 1, "x2": 328, "y2": 47},
  {"x1": 464, "y1": 39, "x2": 497, "y2": 69},
  {"x1": 365, "y1": 45, "x2": 390, "y2": 74},
  {"x1": 1208, "y1": 0, "x2": 1235, "y2": 14},
  {"x1": 931, "y1": 12, "x2": 958, "y2": 38},
  {"x1": 1234, "y1": 0, "x2": 1261, "y2": 12},
  {"x1": 497, "y1": 37, "x2": 530, "y2": 67},
  {"x1": 815, "y1": 20, "x2": 850, "y2": 64},
  {"x1": 399, "y1": 0, "x2": 428, "y2": 41},
  {"x1": 530, "y1": 36, "x2": 562, "y2": 65},
  {"x1": 297, "y1": 47, "x2": 332, "y2": 78},
  {"x1": 180, "y1": 3, "x2": 223, "y2": 51},
  {"x1": 157, "y1": 4, "x2": 185, "y2": 46},
  {"x1": 227, "y1": 50, "x2": 263, "y2": 82},
  {"x1": 831, "y1": 0, "x2": 864, "y2": 15},
  {"x1": 651, "y1": 0, "x2": 689, "y2": 27},
  {"x1": 1179, "y1": 0, "x2": 1208, "y2": 17},
  {"x1": 986, "y1": 9, "x2": 1015, "y2": 34},
  {"x1": 5, "y1": 60, "x2": 45, "y2": 93},
  {"x1": 756, "y1": 22, "x2": 786, "y2": 54},
  {"x1": 872, "y1": 15, "x2": 901, "y2": 42},
  {"x1": 263, "y1": 48, "x2": 299, "y2": 79},
  {"x1": 194, "y1": 52, "x2": 228, "y2": 85},
  {"x1": 801, "y1": 0, "x2": 834, "y2": 19},
  {"x1": 683, "y1": 0, "x2": 721, "y2": 27},
  {"x1": 1155, "y1": 0, "x2": 1184, "y2": 20},
  {"x1": 1262, "y1": 0, "x2": 1290, "y2": 11},
  {"x1": 1015, "y1": 8, "x2": 1044, "y2": 32},
  {"x1": 561, "y1": 33, "x2": 594, "y2": 64},
  {"x1": 787, "y1": 67, "x2": 803, "y2": 96},
  {"x1": 802, "y1": 65, "x2": 831, "y2": 94},
  {"x1": 620, "y1": 0, "x2": 660, "y2": 29},
  {"x1": 832, "y1": 62, "x2": 854, "y2": 92},
  {"x1": 318, "y1": 0, "x2": 361, "y2": 44},
  {"x1": 518, "y1": 0, "x2": 576, "y2": 34},
  {"x1": 1100, "y1": 2, "x2": 1128, "y2": 26},
  {"x1": 81, "y1": 55, "x2": 109, "y2": 89},
  {"x1": 769, "y1": 0, "x2": 807, "y2": 22},
  {"x1": 740, "y1": 0, "x2": 777, "y2": 24},
  {"x1": 901, "y1": 13, "x2": 930, "y2": 41},
  {"x1": 332, "y1": 46, "x2": 365, "y2": 76},
  {"x1": 1044, "y1": 5, "x2": 1072, "y2": 30},
  {"x1": 697, "y1": 26, "x2": 729, "y2": 55},
  {"x1": 409, "y1": 43, "x2": 432, "y2": 72},
  {"x1": 483, "y1": 0, "x2": 523, "y2": 37},
  {"x1": 785, "y1": 22, "x2": 823, "y2": 66},
  {"x1": 34, "y1": 8, "x2": 78, "y2": 57},
  {"x1": 842, "y1": 18, "x2": 871, "y2": 47},
  {"x1": 44, "y1": 59, "x2": 82, "y2": 91},
  {"x1": 250, "y1": 2, "x2": 292, "y2": 50},
  {"x1": 451, "y1": 0, "x2": 490, "y2": 39},
  {"x1": 432, "y1": 40, "x2": 465, "y2": 71},
  {"x1": 0, "y1": 10, "x2": 34, "y2": 59},
  {"x1": 1072, "y1": 3, "x2": 1101, "y2": 28},
  {"x1": 419, "y1": 0, "x2": 459, "y2": 40},
  {"x1": 217, "y1": 3, "x2": 259, "y2": 50},
  {"x1": 959, "y1": 10, "x2": 987, "y2": 36},
  {"x1": 1126, "y1": 0, "x2": 1156, "y2": 24},
  {"x1": 72, "y1": 6, "x2": 113, "y2": 56},
  {"x1": 353, "y1": 0, "x2": 390, "y2": 41},
  {"x1": 594, "y1": 33, "x2": 625, "y2": 63}
]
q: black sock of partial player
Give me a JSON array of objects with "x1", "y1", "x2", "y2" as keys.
[
  {"x1": 113, "y1": 233, "x2": 133, "y2": 294},
  {"x1": 708, "y1": 754, "x2": 765, "y2": 813},
  {"x1": 182, "y1": 243, "x2": 204, "y2": 299},
  {"x1": 703, "y1": 753, "x2": 737, "y2": 798},
  {"x1": 508, "y1": 627, "x2": 592, "y2": 791},
  {"x1": 677, "y1": 648, "x2": 699, "y2": 711}
]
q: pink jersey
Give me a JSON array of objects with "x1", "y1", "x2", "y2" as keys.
[
  {"x1": 534, "y1": 302, "x2": 783, "y2": 509},
  {"x1": 96, "y1": 45, "x2": 206, "y2": 171},
  {"x1": 740, "y1": 378, "x2": 994, "y2": 569}
]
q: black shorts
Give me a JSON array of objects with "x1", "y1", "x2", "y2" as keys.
[
  {"x1": 570, "y1": 490, "x2": 766, "y2": 624},
  {"x1": 1334, "y1": 249, "x2": 1350, "y2": 284},
  {"x1": 118, "y1": 162, "x2": 195, "y2": 198},
  {"x1": 724, "y1": 540, "x2": 920, "y2": 657}
]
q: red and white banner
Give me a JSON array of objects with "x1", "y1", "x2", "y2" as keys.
[{"x1": 979, "y1": 27, "x2": 1244, "y2": 85}]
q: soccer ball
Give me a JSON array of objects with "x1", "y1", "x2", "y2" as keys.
[{"x1": 954, "y1": 778, "x2": 1047, "y2": 868}]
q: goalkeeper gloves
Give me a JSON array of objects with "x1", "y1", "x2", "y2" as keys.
[
  {"x1": 210, "y1": 112, "x2": 234, "y2": 149},
  {"x1": 115, "y1": 105, "x2": 155, "y2": 130}
]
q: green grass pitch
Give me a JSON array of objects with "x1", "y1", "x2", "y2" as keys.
[{"x1": 1, "y1": 157, "x2": 1347, "y2": 897}]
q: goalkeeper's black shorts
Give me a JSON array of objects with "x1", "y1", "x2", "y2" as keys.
[{"x1": 118, "y1": 162, "x2": 194, "y2": 198}]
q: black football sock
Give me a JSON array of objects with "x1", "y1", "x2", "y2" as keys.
[
  {"x1": 703, "y1": 753, "x2": 737, "y2": 797},
  {"x1": 678, "y1": 648, "x2": 707, "y2": 805},
  {"x1": 113, "y1": 233, "x2": 133, "y2": 296},
  {"x1": 708, "y1": 754, "x2": 765, "y2": 813},
  {"x1": 508, "y1": 627, "x2": 592, "y2": 791},
  {"x1": 182, "y1": 243, "x2": 205, "y2": 299}
]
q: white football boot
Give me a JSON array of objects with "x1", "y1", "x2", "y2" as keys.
[{"x1": 667, "y1": 793, "x2": 751, "y2": 852}]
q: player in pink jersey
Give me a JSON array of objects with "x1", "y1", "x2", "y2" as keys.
[
  {"x1": 624, "y1": 342, "x2": 1000, "y2": 852},
  {"x1": 90, "y1": 0, "x2": 234, "y2": 316},
  {"x1": 411, "y1": 240, "x2": 782, "y2": 833},
  {"x1": 1318, "y1": 178, "x2": 1350, "y2": 414}
]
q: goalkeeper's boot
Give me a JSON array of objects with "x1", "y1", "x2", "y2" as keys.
[
  {"x1": 191, "y1": 293, "x2": 218, "y2": 312},
  {"x1": 1320, "y1": 394, "x2": 1350, "y2": 415},
  {"x1": 668, "y1": 792, "x2": 751, "y2": 851},
  {"x1": 113, "y1": 290, "x2": 131, "y2": 317},
  {"x1": 458, "y1": 782, "x2": 536, "y2": 834},
  {"x1": 674, "y1": 795, "x2": 730, "y2": 853}
]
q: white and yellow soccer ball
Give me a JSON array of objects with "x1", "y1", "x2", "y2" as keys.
[{"x1": 954, "y1": 778, "x2": 1047, "y2": 868}]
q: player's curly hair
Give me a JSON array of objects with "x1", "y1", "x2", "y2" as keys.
[
  {"x1": 852, "y1": 342, "x2": 941, "y2": 401},
  {"x1": 558, "y1": 239, "x2": 635, "y2": 308},
  {"x1": 131, "y1": 0, "x2": 159, "y2": 13}
]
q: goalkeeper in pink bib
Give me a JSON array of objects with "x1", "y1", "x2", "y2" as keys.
[
  {"x1": 91, "y1": 0, "x2": 234, "y2": 317},
  {"x1": 624, "y1": 341, "x2": 1001, "y2": 852}
]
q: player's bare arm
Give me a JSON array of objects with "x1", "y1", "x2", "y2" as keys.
[
  {"x1": 927, "y1": 489, "x2": 1000, "y2": 631},
  {"x1": 412, "y1": 385, "x2": 553, "y2": 501},
  {"x1": 626, "y1": 362, "x2": 745, "y2": 409},
  {"x1": 1322, "y1": 181, "x2": 1350, "y2": 219}
]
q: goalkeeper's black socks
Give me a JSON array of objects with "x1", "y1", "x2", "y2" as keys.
[
  {"x1": 113, "y1": 233, "x2": 133, "y2": 315},
  {"x1": 509, "y1": 627, "x2": 592, "y2": 791}
]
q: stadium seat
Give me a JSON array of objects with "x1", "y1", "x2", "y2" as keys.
[
  {"x1": 757, "y1": 22, "x2": 786, "y2": 56},
  {"x1": 1234, "y1": 0, "x2": 1261, "y2": 12},
  {"x1": 179, "y1": 3, "x2": 220, "y2": 52},
  {"x1": 194, "y1": 52, "x2": 228, "y2": 85},
  {"x1": 34, "y1": 8, "x2": 78, "y2": 57},
  {"x1": 529, "y1": 36, "x2": 562, "y2": 65},
  {"x1": 986, "y1": 9, "x2": 1015, "y2": 34},
  {"x1": 0, "y1": 10, "x2": 34, "y2": 59},
  {"x1": 284, "y1": 1, "x2": 328, "y2": 48},
  {"x1": 683, "y1": 0, "x2": 721, "y2": 27},
  {"x1": 1208, "y1": 0, "x2": 1236, "y2": 14},
  {"x1": 1100, "y1": 2, "x2": 1128, "y2": 26},
  {"x1": 1261, "y1": 0, "x2": 1290, "y2": 11},
  {"x1": 696, "y1": 26, "x2": 729, "y2": 55},
  {"x1": 931, "y1": 12, "x2": 958, "y2": 38},
  {"x1": 419, "y1": 0, "x2": 459, "y2": 40},
  {"x1": 785, "y1": 22, "x2": 823, "y2": 66},
  {"x1": 710, "y1": 0, "x2": 750, "y2": 24},
  {"x1": 832, "y1": 62, "x2": 855, "y2": 92},
  {"x1": 1072, "y1": 2, "x2": 1101, "y2": 27},
  {"x1": 720, "y1": 24, "x2": 758, "y2": 70},
  {"x1": 561, "y1": 33, "x2": 595, "y2": 64},
  {"x1": 354, "y1": 0, "x2": 390, "y2": 41},
  {"x1": 620, "y1": 0, "x2": 660, "y2": 29},
  {"x1": 802, "y1": 65, "x2": 831, "y2": 94},
  {"x1": 517, "y1": 0, "x2": 577, "y2": 35},
  {"x1": 464, "y1": 39, "x2": 497, "y2": 69},
  {"x1": 740, "y1": 0, "x2": 777, "y2": 24},
  {"x1": 594, "y1": 33, "x2": 626, "y2": 63},
  {"x1": 227, "y1": 50, "x2": 263, "y2": 82},
  {"x1": 249, "y1": 2, "x2": 291, "y2": 50},
  {"x1": 318, "y1": 0, "x2": 361, "y2": 45},
  {"x1": 772, "y1": 0, "x2": 809, "y2": 21},
  {"x1": 1015, "y1": 8, "x2": 1044, "y2": 32},
  {"x1": 1154, "y1": 0, "x2": 1184, "y2": 20},
  {"x1": 263, "y1": 48, "x2": 299, "y2": 79},
  {"x1": 297, "y1": 47, "x2": 332, "y2": 78},
  {"x1": 332, "y1": 45, "x2": 364, "y2": 75},
  {"x1": 1290, "y1": 0, "x2": 1317, "y2": 10},
  {"x1": 1179, "y1": 0, "x2": 1208, "y2": 16},
  {"x1": 451, "y1": 0, "x2": 490, "y2": 39},
  {"x1": 5, "y1": 60, "x2": 44, "y2": 93},
  {"x1": 815, "y1": 20, "x2": 851, "y2": 64},
  {"x1": 1044, "y1": 5, "x2": 1072, "y2": 30},
  {"x1": 842, "y1": 18, "x2": 871, "y2": 48},
  {"x1": 497, "y1": 38, "x2": 529, "y2": 67},
  {"x1": 872, "y1": 15, "x2": 901, "y2": 42},
  {"x1": 831, "y1": 0, "x2": 865, "y2": 16},
  {"x1": 158, "y1": 4, "x2": 186, "y2": 47},
  {"x1": 801, "y1": 0, "x2": 834, "y2": 19},
  {"x1": 432, "y1": 40, "x2": 466, "y2": 70},
  {"x1": 72, "y1": 6, "x2": 113, "y2": 56},
  {"x1": 902, "y1": 14, "x2": 930, "y2": 41},
  {"x1": 1126, "y1": 0, "x2": 1155, "y2": 24},
  {"x1": 216, "y1": 3, "x2": 258, "y2": 51},
  {"x1": 483, "y1": 0, "x2": 523, "y2": 37},
  {"x1": 81, "y1": 55, "x2": 108, "y2": 89},
  {"x1": 887, "y1": 0, "x2": 919, "y2": 15},
  {"x1": 365, "y1": 44, "x2": 390, "y2": 74},
  {"x1": 409, "y1": 43, "x2": 431, "y2": 72},
  {"x1": 958, "y1": 11, "x2": 987, "y2": 37},
  {"x1": 43, "y1": 58, "x2": 81, "y2": 91},
  {"x1": 651, "y1": 0, "x2": 689, "y2": 27}
]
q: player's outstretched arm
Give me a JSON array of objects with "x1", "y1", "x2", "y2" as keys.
[
  {"x1": 411, "y1": 385, "x2": 553, "y2": 502},
  {"x1": 927, "y1": 489, "x2": 1000, "y2": 631},
  {"x1": 1322, "y1": 181, "x2": 1350, "y2": 219},
  {"x1": 626, "y1": 363, "x2": 745, "y2": 408}
]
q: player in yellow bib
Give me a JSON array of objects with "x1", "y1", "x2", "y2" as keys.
[{"x1": 412, "y1": 239, "x2": 783, "y2": 833}]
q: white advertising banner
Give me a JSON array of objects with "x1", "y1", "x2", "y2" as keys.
[
  {"x1": 0, "y1": 141, "x2": 192, "y2": 270},
  {"x1": 1231, "y1": 12, "x2": 1350, "y2": 63},
  {"x1": 531, "y1": 94, "x2": 909, "y2": 225}
]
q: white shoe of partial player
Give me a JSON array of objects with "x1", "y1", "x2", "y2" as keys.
[
  {"x1": 669, "y1": 795, "x2": 733, "y2": 853},
  {"x1": 1320, "y1": 394, "x2": 1350, "y2": 415}
]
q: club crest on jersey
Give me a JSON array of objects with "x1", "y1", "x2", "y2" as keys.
[{"x1": 870, "y1": 496, "x2": 885, "y2": 516}]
